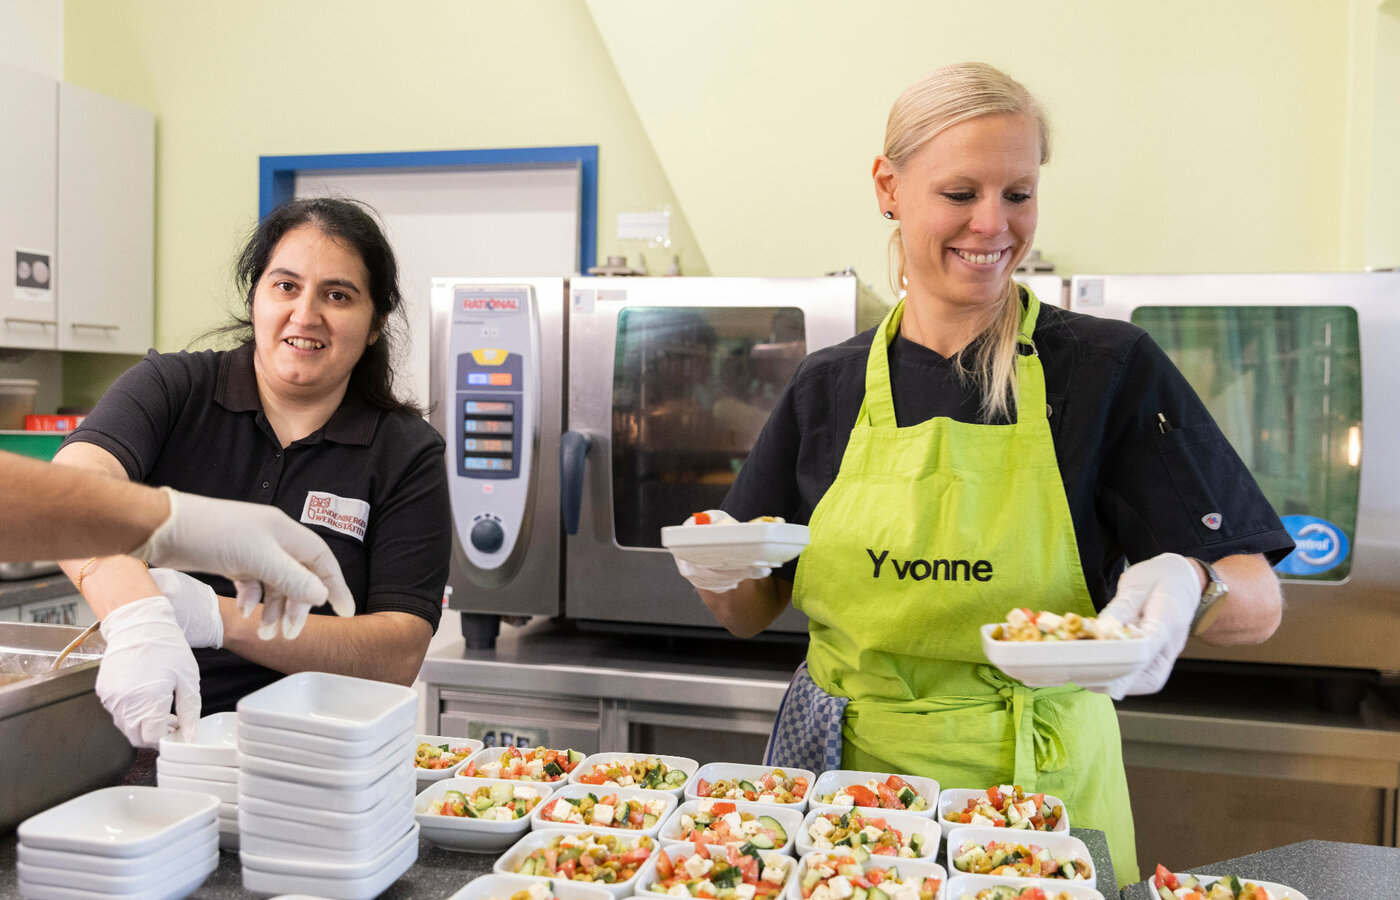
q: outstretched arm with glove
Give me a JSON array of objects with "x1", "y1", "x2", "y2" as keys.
[
  {"x1": 672, "y1": 509, "x2": 795, "y2": 639},
  {"x1": 1096, "y1": 551, "x2": 1283, "y2": 699}
]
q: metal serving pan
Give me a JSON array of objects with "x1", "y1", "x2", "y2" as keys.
[{"x1": 0, "y1": 621, "x2": 134, "y2": 830}]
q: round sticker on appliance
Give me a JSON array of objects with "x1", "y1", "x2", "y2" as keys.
[{"x1": 1276, "y1": 514, "x2": 1350, "y2": 576}]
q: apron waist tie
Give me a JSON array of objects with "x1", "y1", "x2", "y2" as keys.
[{"x1": 976, "y1": 665, "x2": 1074, "y2": 783}]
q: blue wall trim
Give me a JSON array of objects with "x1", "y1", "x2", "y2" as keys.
[{"x1": 258, "y1": 145, "x2": 599, "y2": 274}]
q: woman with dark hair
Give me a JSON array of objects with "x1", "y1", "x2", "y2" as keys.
[{"x1": 53, "y1": 197, "x2": 451, "y2": 746}]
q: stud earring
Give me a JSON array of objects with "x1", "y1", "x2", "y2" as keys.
[{"x1": 883, "y1": 211, "x2": 894, "y2": 219}]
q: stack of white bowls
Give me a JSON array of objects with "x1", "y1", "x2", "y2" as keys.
[
  {"x1": 157, "y1": 711, "x2": 241, "y2": 851},
  {"x1": 16, "y1": 785, "x2": 219, "y2": 900},
  {"x1": 234, "y1": 671, "x2": 420, "y2": 899}
]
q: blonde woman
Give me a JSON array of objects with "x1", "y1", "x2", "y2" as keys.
[{"x1": 676, "y1": 62, "x2": 1291, "y2": 884}]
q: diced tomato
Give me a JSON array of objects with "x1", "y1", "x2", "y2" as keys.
[
  {"x1": 619, "y1": 847, "x2": 651, "y2": 866},
  {"x1": 578, "y1": 772, "x2": 607, "y2": 785},
  {"x1": 558, "y1": 858, "x2": 576, "y2": 878},
  {"x1": 693, "y1": 511, "x2": 712, "y2": 524},
  {"x1": 845, "y1": 784, "x2": 880, "y2": 807},
  {"x1": 656, "y1": 850, "x2": 674, "y2": 879},
  {"x1": 577, "y1": 853, "x2": 595, "y2": 871},
  {"x1": 986, "y1": 786, "x2": 1004, "y2": 808},
  {"x1": 792, "y1": 776, "x2": 809, "y2": 798},
  {"x1": 884, "y1": 775, "x2": 913, "y2": 793},
  {"x1": 461, "y1": 760, "x2": 476, "y2": 777},
  {"x1": 711, "y1": 801, "x2": 737, "y2": 815},
  {"x1": 876, "y1": 782, "x2": 901, "y2": 809},
  {"x1": 545, "y1": 848, "x2": 558, "y2": 869},
  {"x1": 866, "y1": 817, "x2": 888, "y2": 829},
  {"x1": 692, "y1": 841, "x2": 710, "y2": 859},
  {"x1": 629, "y1": 808, "x2": 643, "y2": 827},
  {"x1": 739, "y1": 856, "x2": 760, "y2": 884},
  {"x1": 696, "y1": 778, "x2": 712, "y2": 797},
  {"x1": 852, "y1": 876, "x2": 872, "y2": 889},
  {"x1": 1154, "y1": 864, "x2": 1180, "y2": 891},
  {"x1": 871, "y1": 845, "x2": 896, "y2": 856},
  {"x1": 866, "y1": 869, "x2": 884, "y2": 886}
]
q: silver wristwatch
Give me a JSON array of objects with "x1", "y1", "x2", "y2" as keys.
[{"x1": 1190, "y1": 558, "x2": 1230, "y2": 635}]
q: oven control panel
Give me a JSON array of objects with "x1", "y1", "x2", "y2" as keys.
[{"x1": 444, "y1": 285, "x2": 537, "y2": 571}]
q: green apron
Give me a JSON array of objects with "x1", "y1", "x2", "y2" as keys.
[{"x1": 793, "y1": 290, "x2": 1139, "y2": 885}]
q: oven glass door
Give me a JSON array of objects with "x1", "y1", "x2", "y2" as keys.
[
  {"x1": 610, "y1": 305, "x2": 806, "y2": 548},
  {"x1": 1133, "y1": 305, "x2": 1361, "y2": 582}
]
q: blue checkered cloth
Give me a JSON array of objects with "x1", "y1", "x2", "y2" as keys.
[{"x1": 764, "y1": 661, "x2": 847, "y2": 772}]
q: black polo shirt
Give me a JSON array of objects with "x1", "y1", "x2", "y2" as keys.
[
  {"x1": 722, "y1": 297, "x2": 1295, "y2": 609},
  {"x1": 64, "y1": 344, "x2": 451, "y2": 710}
]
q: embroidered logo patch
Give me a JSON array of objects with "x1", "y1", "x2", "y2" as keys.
[
  {"x1": 301, "y1": 491, "x2": 370, "y2": 541},
  {"x1": 1201, "y1": 512, "x2": 1223, "y2": 531}
]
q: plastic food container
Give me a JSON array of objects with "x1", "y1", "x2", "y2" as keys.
[
  {"x1": 808, "y1": 769, "x2": 939, "y2": 818},
  {"x1": 979, "y1": 623, "x2": 1155, "y2": 689}
]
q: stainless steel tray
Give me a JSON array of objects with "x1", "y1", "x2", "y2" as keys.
[{"x1": 0, "y1": 622, "x2": 134, "y2": 830}]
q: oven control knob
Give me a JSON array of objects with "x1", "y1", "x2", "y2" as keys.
[{"x1": 470, "y1": 518, "x2": 505, "y2": 554}]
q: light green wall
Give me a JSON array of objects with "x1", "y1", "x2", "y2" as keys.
[
  {"x1": 64, "y1": 0, "x2": 1400, "y2": 337},
  {"x1": 63, "y1": 0, "x2": 708, "y2": 351}
]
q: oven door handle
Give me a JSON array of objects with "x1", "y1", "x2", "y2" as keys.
[{"x1": 560, "y1": 430, "x2": 592, "y2": 535}]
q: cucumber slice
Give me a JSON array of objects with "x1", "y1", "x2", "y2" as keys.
[
  {"x1": 543, "y1": 760, "x2": 565, "y2": 777},
  {"x1": 868, "y1": 887, "x2": 889, "y2": 900},
  {"x1": 896, "y1": 787, "x2": 917, "y2": 807},
  {"x1": 665, "y1": 769, "x2": 688, "y2": 786},
  {"x1": 851, "y1": 844, "x2": 870, "y2": 862},
  {"x1": 757, "y1": 815, "x2": 787, "y2": 843},
  {"x1": 567, "y1": 749, "x2": 585, "y2": 764},
  {"x1": 908, "y1": 833, "x2": 925, "y2": 855},
  {"x1": 643, "y1": 813, "x2": 658, "y2": 827},
  {"x1": 749, "y1": 833, "x2": 775, "y2": 850},
  {"x1": 738, "y1": 780, "x2": 759, "y2": 793}
]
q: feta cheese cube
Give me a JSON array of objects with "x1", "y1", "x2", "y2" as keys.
[
  {"x1": 761, "y1": 862, "x2": 788, "y2": 885},
  {"x1": 593, "y1": 803, "x2": 614, "y2": 827},
  {"x1": 513, "y1": 785, "x2": 538, "y2": 800},
  {"x1": 668, "y1": 885, "x2": 690, "y2": 898},
  {"x1": 741, "y1": 818, "x2": 761, "y2": 836},
  {"x1": 809, "y1": 816, "x2": 836, "y2": 838},
  {"x1": 832, "y1": 791, "x2": 856, "y2": 807},
  {"x1": 526, "y1": 758, "x2": 545, "y2": 776},
  {"x1": 721, "y1": 812, "x2": 743, "y2": 832},
  {"x1": 525, "y1": 882, "x2": 551, "y2": 900},
  {"x1": 1037, "y1": 611, "x2": 1065, "y2": 633},
  {"x1": 680, "y1": 814, "x2": 696, "y2": 833},
  {"x1": 491, "y1": 806, "x2": 516, "y2": 822},
  {"x1": 683, "y1": 854, "x2": 714, "y2": 879},
  {"x1": 970, "y1": 813, "x2": 996, "y2": 828},
  {"x1": 734, "y1": 884, "x2": 757, "y2": 900},
  {"x1": 810, "y1": 884, "x2": 833, "y2": 900},
  {"x1": 860, "y1": 825, "x2": 884, "y2": 843},
  {"x1": 826, "y1": 875, "x2": 853, "y2": 898}
]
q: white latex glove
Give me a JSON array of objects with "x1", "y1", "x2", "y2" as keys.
[
  {"x1": 1095, "y1": 552, "x2": 1202, "y2": 700},
  {"x1": 131, "y1": 487, "x2": 354, "y2": 640},
  {"x1": 149, "y1": 568, "x2": 222, "y2": 649},
  {"x1": 673, "y1": 509, "x2": 774, "y2": 593},
  {"x1": 95, "y1": 595, "x2": 201, "y2": 747}
]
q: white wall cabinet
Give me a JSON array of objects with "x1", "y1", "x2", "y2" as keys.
[
  {"x1": 57, "y1": 82, "x2": 154, "y2": 354},
  {"x1": 0, "y1": 64, "x2": 153, "y2": 354},
  {"x1": 0, "y1": 62, "x2": 59, "y2": 350}
]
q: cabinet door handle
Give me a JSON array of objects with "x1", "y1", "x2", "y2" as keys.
[
  {"x1": 69, "y1": 323, "x2": 122, "y2": 332},
  {"x1": 4, "y1": 317, "x2": 58, "y2": 328}
]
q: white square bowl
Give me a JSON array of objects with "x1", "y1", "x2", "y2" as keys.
[
  {"x1": 235, "y1": 670, "x2": 417, "y2": 741},
  {"x1": 937, "y1": 788, "x2": 1070, "y2": 834},
  {"x1": 787, "y1": 850, "x2": 947, "y2": 900},
  {"x1": 684, "y1": 763, "x2": 815, "y2": 810},
  {"x1": 1169, "y1": 874, "x2": 1309, "y2": 900},
  {"x1": 569, "y1": 752, "x2": 698, "y2": 798},
  {"x1": 979, "y1": 623, "x2": 1156, "y2": 689},
  {"x1": 465, "y1": 745, "x2": 590, "y2": 785},
  {"x1": 155, "y1": 755, "x2": 238, "y2": 784},
  {"x1": 237, "y1": 742, "x2": 414, "y2": 790},
  {"x1": 416, "y1": 734, "x2": 486, "y2": 786},
  {"x1": 416, "y1": 776, "x2": 556, "y2": 853},
  {"x1": 795, "y1": 806, "x2": 940, "y2": 860},
  {"x1": 492, "y1": 827, "x2": 658, "y2": 898},
  {"x1": 16, "y1": 837, "x2": 216, "y2": 894},
  {"x1": 238, "y1": 762, "x2": 415, "y2": 814},
  {"x1": 634, "y1": 841, "x2": 796, "y2": 900},
  {"x1": 660, "y1": 521, "x2": 810, "y2": 568},
  {"x1": 806, "y1": 772, "x2": 935, "y2": 823},
  {"x1": 18, "y1": 786, "x2": 220, "y2": 857},
  {"x1": 157, "y1": 711, "x2": 238, "y2": 767},
  {"x1": 238, "y1": 819, "x2": 417, "y2": 877},
  {"x1": 16, "y1": 820, "x2": 217, "y2": 875},
  {"x1": 945, "y1": 874, "x2": 1105, "y2": 899},
  {"x1": 237, "y1": 730, "x2": 408, "y2": 771},
  {"x1": 16, "y1": 851, "x2": 217, "y2": 900},
  {"x1": 448, "y1": 873, "x2": 616, "y2": 900},
  {"x1": 945, "y1": 826, "x2": 1094, "y2": 884},
  {"x1": 238, "y1": 717, "x2": 403, "y2": 759},
  {"x1": 154, "y1": 771, "x2": 238, "y2": 804},
  {"x1": 239, "y1": 801, "x2": 414, "y2": 863},
  {"x1": 658, "y1": 798, "x2": 804, "y2": 854},
  {"x1": 239, "y1": 822, "x2": 417, "y2": 900},
  {"x1": 531, "y1": 783, "x2": 677, "y2": 836},
  {"x1": 238, "y1": 775, "x2": 407, "y2": 831}
]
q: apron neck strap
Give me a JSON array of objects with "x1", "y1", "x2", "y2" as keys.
[{"x1": 861, "y1": 287, "x2": 1045, "y2": 427}]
